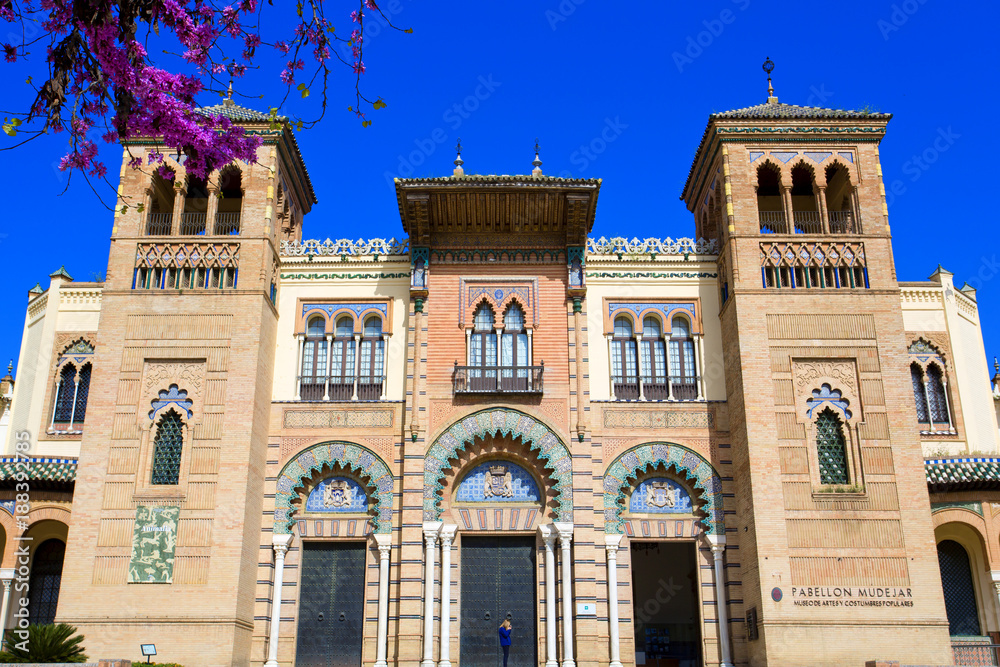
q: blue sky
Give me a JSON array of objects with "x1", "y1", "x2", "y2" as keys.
[{"x1": 2, "y1": 0, "x2": 998, "y2": 383}]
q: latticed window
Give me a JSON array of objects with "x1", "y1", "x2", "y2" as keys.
[
  {"x1": 641, "y1": 316, "x2": 667, "y2": 399},
  {"x1": 151, "y1": 410, "x2": 184, "y2": 485},
  {"x1": 911, "y1": 363, "x2": 929, "y2": 423},
  {"x1": 669, "y1": 316, "x2": 698, "y2": 400},
  {"x1": 28, "y1": 539, "x2": 66, "y2": 625},
  {"x1": 358, "y1": 316, "x2": 384, "y2": 400},
  {"x1": 300, "y1": 316, "x2": 328, "y2": 400},
  {"x1": 330, "y1": 316, "x2": 356, "y2": 400},
  {"x1": 74, "y1": 363, "x2": 91, "y2": 422},
  {"x1": 815, "y1": 408, "x2": 849, "y2": 485},
  {"x1": 926, "y1": 364, "x2": 949, "y2": 424},
  {"x1": 937, "y1": 539, "x2": 982, "y2": 636},
  {"x1": 53, "y1": 364, "x2": 77, "y2": 423}
]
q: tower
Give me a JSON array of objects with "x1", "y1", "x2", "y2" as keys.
[
  {"x1": 680, "y1": 64, "x2": 952, "y2": 665},
  {"x1": 56, "y1": 96, "x2": 315, "y2": 665}
]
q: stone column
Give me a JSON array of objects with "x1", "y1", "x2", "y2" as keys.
[
  {"x1": 942, "y1": 379, "x2": 954, "y2": 431},
  {"x1": 206, "y1": 187, "x2": 219, "y2": 235},
  {"x1": 439, "y1": 525, "x2": 458, "y2": 667},
  {"x1": 707, "y1": 535, "x2": 734, "y2": 667},
  {"x1": 374, "y1": 533, "x2": 392, "y2": 667},
  {"x1": 323, "y1": 333, "x2": 333, "y2": 400},
  {"x1": 422, "y1": 522, "x2": 442, "y2": 667},
  {"x1": 49, "y1": 378, "x2": 61, "y2": 430},
  {"x1": 264, "y1": 533, "x2": 293, "y2": 667},
  {"x1": 555, "y1": 522, "x2": 575, "y2": 667},
  {"x1": 816, "y1": 185, "x2": 829, "y2": 233},
  {"x1": 781, "y1": 185, "x2": 793, "y2": 233},
  {"x1": 0, "y1": 568, "x2": 14, "y2": 650},
  {"x1": 539, "y1": 525, "x2": 559, "y2": 667},
  {"x1": 605, "y1": 536, "x2": 624, "y2": 667},
  {"x1": 352, "y1": 334, "x2": 361, "y2": 400}
]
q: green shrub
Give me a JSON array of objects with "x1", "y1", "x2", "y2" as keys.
[{"x1": 0, "y1": 623, "x2": 88, "y2": 663}]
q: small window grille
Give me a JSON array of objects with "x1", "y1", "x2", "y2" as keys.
[
  {"x1": 816, "y1": 408, "x2": 849, "y2": 485},
  {"x1": 151, "y1": 410, "x2": 184, "y2": 485}
]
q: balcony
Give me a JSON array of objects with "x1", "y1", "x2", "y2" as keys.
[
  {"x1": 759, "y1": 210, "x2": 786, "y2": 234},
  {"x1": 828, "y1": 210, "x2": 857, "y2": 234},
  {"x1": 792, "y1": 211, "x2": 822, "y2": 234},
  {"x1": 180, "y1": 212, "x2": 207, "y2": 235},
  {"x1": 453, "y1": 363, "x2": 544, "y2": 394},
  {"x1": 297, "y1": 376, "x2": 385, "y2": 401},
  {"x1": 612, "y1": 375, "x2": 701, "y2": 401},
  {"x1": 145, "y1": 212, "x2": 173, "y2": 235},
  {"x1": 214, "y1": 212, "x2": 241, "y2": 235}
]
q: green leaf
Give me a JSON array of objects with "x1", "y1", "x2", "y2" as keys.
[
  {"x1": 296, "y1": 83, "x2": 305, "y2": 91},
  {"x1": 3, "y1": 124, "x2": 15, "y2": 137},
  {"x1": 404, "y1": 28, "x2": 414, "y2": 33},
  {"x1": 295, "y1": 120, "x2": 303, "y2": 131},
  {"x1": 11, "y1": 118, "x2": 20, "y2": 126},
  {"x1": 136, "y1": 203, "x2": 145, "y2": 213},
  {"x1": 300, "y1": 88, "x2": 310, "y2": 99}
]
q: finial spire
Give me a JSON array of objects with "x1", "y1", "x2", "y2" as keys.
[
  {"x1": 452, "y1": 138, "x2": 464, "y2": 177},
  {"x1": 763, "y1": 57, "x2": 777, "y2": 104},
  {"x1": 224, "y1": 78, "x2": 235, "y2": 107},
  {"x1": 6, "y1": 360, "x2": 11, "y2": 375},
  {"x1": 531, "y1": 138, "x2": 543, "y2": 176}
]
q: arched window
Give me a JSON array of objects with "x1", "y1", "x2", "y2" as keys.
[
  {"x1": 300, "y1": 316, "x2": 328, "y2": 400},
  {"x1": 926, "y1": 364, "x2": 950, "y2": 425},
  {"x1": 641, "y1": 316, "x2": 668, "y2": 400},
  {"x1": 28, "y1": 539, "x2": 65, "y2": 625},
  {"x1": 151, "y1": 409, "x2": 184, "y2": 485},
  {"x1": 757, "y1": 162, "x2": 784, "y2": 233},
  {"x1": 500, "y1": 304, "x2": 530, "y2": 390},
  {"x1": 668, "y1": 316, "x2": 697, "y2": 400},
  {"x1": 358, "y1": 316, "x2": 385, "y2": 400},
  {"x1": 53, "y1": 363, "x2": 77, "y2": 424},
  {"x1": 815, "y1": 408, "x2": 849, "y2": 485},
  {"x1": 790, "y1": 163, "x2": 820, "y2": 233},
  {"x1": 825, "y1": 163, "x2": 857, "y2": 233},
  {"x1": 146, "y1": 168, "x2": 176, "y2": 235},
  {"x1": 937, "y1": 540, "x2": 982, "y2": 636},
  {"x1": 215, "y1": 165, "x2": 242, "y2": 235},
  {"x1": 181, "y1": 176, "x2": 209, "y2": 235},
  {"x1": 611, "y1": 316, "x2": 639, "y2": 400},
  {"x1": 329, "y1": 317, "x2": 356, "y2": 400},
  {"x1": 469, "y1": 304, "x2": 497, "y2": 391}
]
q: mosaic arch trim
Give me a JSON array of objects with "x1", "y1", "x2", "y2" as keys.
[
  {"x1": 274, "y1": 441, "x2": 393, "y2": 534},
  {"x1": 604, "y1": 443, "x2": 724, "y2": 535},
  {"x1": 424, "y1": 408, "x2": 573, "y2": 522}
]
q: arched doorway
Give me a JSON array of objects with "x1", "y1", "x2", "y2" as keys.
[
  {"x1": 938, "y1": 539, "x2": 982, "y2": 636},
  {"x1": 29, "y1": 539, "x2": 66, "y2": 625}
]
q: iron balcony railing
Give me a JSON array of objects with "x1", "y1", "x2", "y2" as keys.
[
  {"x1": 612, "y1": 375, "x2": 701, "y2": 401},
  {"x1": 145, "y1": 212, "x2": 173, "y2": 235},
  {"x1": 180, "y1": 212, "x2": 207, "y2": 235},
  {"x1": 297, "y1": 375, "x2": 385, "y2": 401},
  {"x1": 828, "y1": 210, "x2": 857, "y2": 234},
  {"x1": 214, "y1": 212, "x2": 241, "y2": 235},
  {"x1": 453, "y1": 363, "x2": 544, "y2": 394},
  {"x1": 792, "y1": 210, "x2": 822, "y2": 234},
  {"x1": 758, "y1": 210, "x2": 786, "y2": 234}
]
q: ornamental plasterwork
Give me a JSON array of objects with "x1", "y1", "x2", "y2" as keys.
[
  {"x1": 586, "y1": 236, "x2": 718, "y2": 256},
  {"x1": 140, "y1": 361, "x2": 206, "y2": 425},
  {"x1": 793, "y1": 361, "x2": 857, "y2": 393},
  {"x1": 760, "y1": 241, "x2": 866, "y2": 268},
  {"x1": 281, "y1": 238, "x2": 409, "y2": 257}
]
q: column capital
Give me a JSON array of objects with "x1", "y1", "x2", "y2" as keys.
[
  {"x1": 605, "y1": 534, "x2": 624, "y2": 555},
  {"x1": 272, "y1": 532, "x2": 293, "y2": 555},
  {"x1": 423, "y1": 521, "x2": 443, "y2": 544},
  {"x1": 440, "y1": 524, "x2": 458, "y2": 546},
  {"x1": 0, "y1": 568, "x2": 14, "y2": 585},
  {"x1": 374, "y1": 531, "x2": 392, "y2": 558},
  {"x1": 538, "y1": 523, "x2": 558, "y2": 546},
  {"x1": 554, "y1": 521, "x2": 574, "y2": 544}
]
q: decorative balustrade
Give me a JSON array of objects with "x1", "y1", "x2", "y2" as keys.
[
  {"x1": 281, "y1": 238, "x2": 410, "y2": 257},
  {"x1": 180, "y1": 212, "x2": 207, "y2": 235},
  {"x1": 281, "y1": 236, "x2": 721, "y2": 258},
  {"x1": 586, "y1": 236, "x2": 719, "y2": 256},
  {"x1": 793, "y1": 211, "x2": 823, "y2": 234},
  {"x1": 612, "y1": 375, "x2": 701, "y2": 401},
  {"x1": 759, "y1": 210, "x2": 787, "y2": 234},
  {"x1": 214, "y1": 212, "x2": 241, "y2": 236},
  {"x1": 828, "y1": 210, "x2": 857, "y2": 234},
  {"x1": 453, "y1": 364, "x2": 544, "y2": 394},
  {"x1": 145, "y1": 212, "x2": 173, "y2": 235}
]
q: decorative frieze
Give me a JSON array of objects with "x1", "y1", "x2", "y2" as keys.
[
  {"x1": 280, "y1": 238, "x2": 409, "y2": 257},
  {"x1": 282, "y1": 408, "x2": 394, "y2": 429},
  {"x1": 603, "y1": 408, "x2": 714, "y2": 429},
  {"x1": 586, "y1": 236, "x2": 719, "y2": 256}
]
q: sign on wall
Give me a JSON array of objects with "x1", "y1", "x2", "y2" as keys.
[{"x1": 128, "y1": 505, "x2": 180, "y2": 583}]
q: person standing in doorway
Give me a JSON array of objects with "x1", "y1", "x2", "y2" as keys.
[{"x1": 498, "y1": 618, "x2": 512, "y2": 667}]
